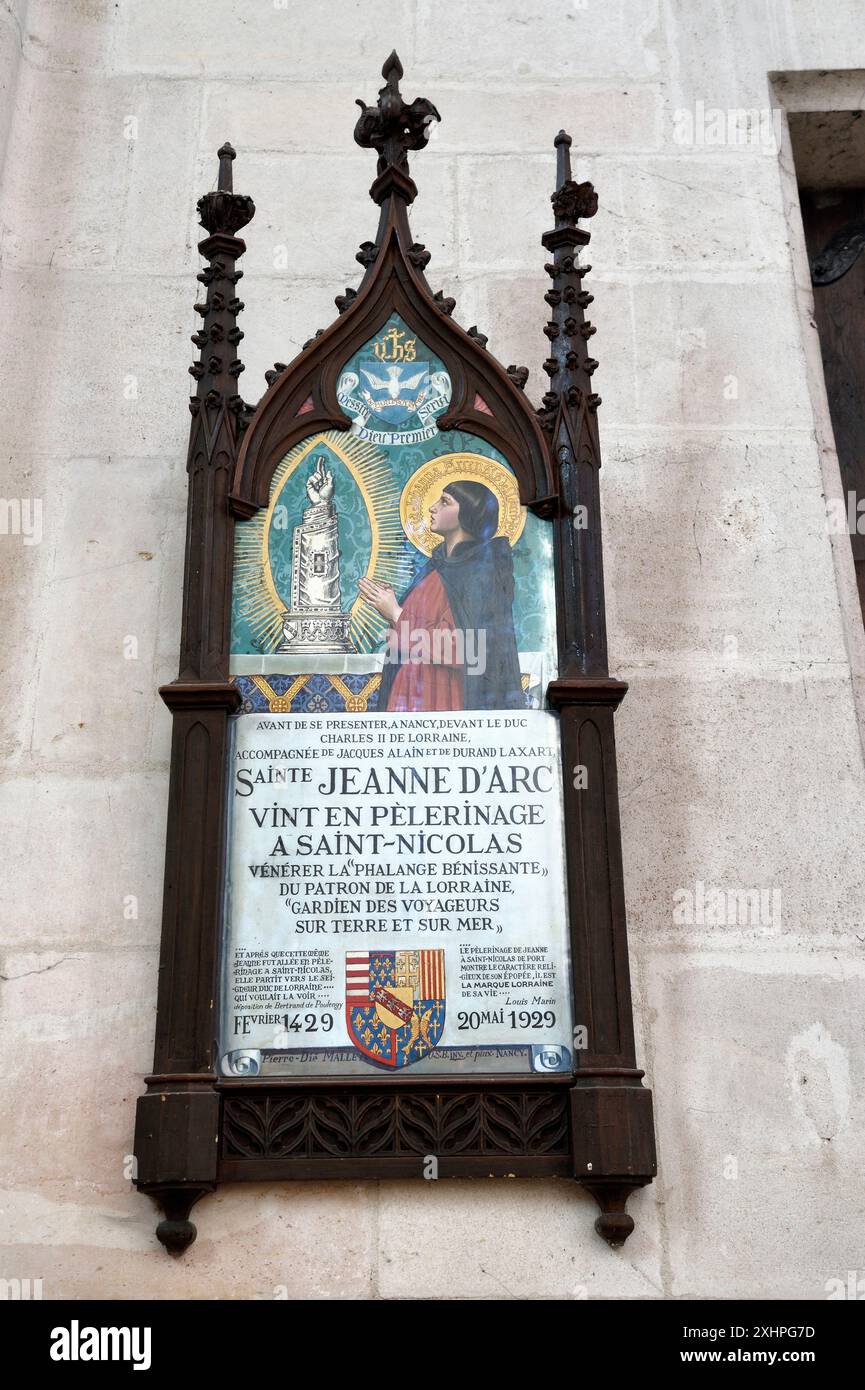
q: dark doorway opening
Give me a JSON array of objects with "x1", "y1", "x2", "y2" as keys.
[{"x1": 792, "y1": 110, "x2": 865, "y2": 628}]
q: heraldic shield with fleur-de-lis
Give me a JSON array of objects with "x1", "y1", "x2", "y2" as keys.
[{"x1": 346, "y1": 949, "x2": 446, "y2": 1067}]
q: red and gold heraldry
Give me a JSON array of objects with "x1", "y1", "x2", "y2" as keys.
[{"x1": 346, "y1": 949, "x2": 446, "y2": 1068}]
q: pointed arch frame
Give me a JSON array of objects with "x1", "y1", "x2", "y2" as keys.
[{"x1": 230, "y1": 196, "x2": 556, "y2": 519}]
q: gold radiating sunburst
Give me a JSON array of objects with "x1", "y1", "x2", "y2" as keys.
[{"x1": 232, "y1": 430, "x2": 412, "y2": 654}]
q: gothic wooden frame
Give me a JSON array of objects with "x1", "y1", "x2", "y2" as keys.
[{"x1": 133, "y1": 54, "x2": 657, "y2": 1256}]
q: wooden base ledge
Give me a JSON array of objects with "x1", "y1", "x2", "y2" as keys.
[
  {"x1": 546, "y1": 676, "x2": 628, "y2": 708},
  {"x1": 159, "y1": 680, "x2": 241, "y2": 713}
]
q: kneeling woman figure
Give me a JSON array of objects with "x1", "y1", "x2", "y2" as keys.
[{"x1": 359, "y1": 479, "x2": 524, "y2": 713}]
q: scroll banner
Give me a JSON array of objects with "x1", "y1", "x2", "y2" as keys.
[{"x1": 337, "y1": 379, "x2": 450, "y2": 445}]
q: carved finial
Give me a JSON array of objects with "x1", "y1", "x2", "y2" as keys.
[
  {"x1": 551, "y1": 130, "x2": 598, "y2": 225},
  {"x1": 354, "y1": 52, "x2": 440, "y2": 203},
  {"x1": 198, "y1": 144, "x2": 254, "y2": 237},
  {"x1": 217, "y1": 142, "x2": 236, "y2": 192},
  {"x1": 555, "y1": 129, "x2": 572, "y2": 181},
  {"x1": 382, "y1": 49, "x2": 403, "y2": 90}
]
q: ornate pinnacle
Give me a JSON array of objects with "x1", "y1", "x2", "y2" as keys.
[
  {"x1": 539, "y1": 133, "x2": 608, "y2": 675},
  {"x1": 189, "y1": 144, "x2": 255, "y2": 420},
  {"x1": 354, "y1": 51, "x2": 440, "y2": 204},
  {"x1": 550, "y1": 131, "x2": 598, "y2": 225},
  {"x1": 197, "y1": 142, "x2": 255, "y2": 238},
  {"x1": 538, "y1": 131, "x2": 601, "y2": 434}
]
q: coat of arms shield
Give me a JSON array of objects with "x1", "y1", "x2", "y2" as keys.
[{"x1": 346, "y1": 949, "x2": 446, "y2": 1068}]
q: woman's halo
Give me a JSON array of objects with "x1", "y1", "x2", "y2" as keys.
[{"x1": 399, "y1": 452, "x2": 526, "y2": 557}]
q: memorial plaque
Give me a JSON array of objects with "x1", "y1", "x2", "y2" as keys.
[
  {"x1": 222, "y1": 315, "x2": 573, "y2": 1078},
  {"x1": 134, "y1": 53, "x2": 656, "y2": 1255}
]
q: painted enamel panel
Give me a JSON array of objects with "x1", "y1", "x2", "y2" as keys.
[{"x1": 220, "y1": 316, "x2": 572, "y2": 1077}]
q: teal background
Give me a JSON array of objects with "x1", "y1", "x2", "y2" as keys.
[
  {"x1": 266, "y1": 444, "x2": 374, "y2": 617},
  {"x1": 231, "y1": 313, "x2": 558, "y2": 676}
]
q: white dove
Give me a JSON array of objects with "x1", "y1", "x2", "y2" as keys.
[{"x1": 361, "y1": 365, "x2": 426, "y2": 396}]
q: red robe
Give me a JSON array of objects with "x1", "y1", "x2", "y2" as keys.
[{"x1": 384, "y1": 569, "x2": 464, "y2": 711}]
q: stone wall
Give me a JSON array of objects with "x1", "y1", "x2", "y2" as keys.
[{"x1": 1, "y1": 0, "x2": 863, "y2": 1299}]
